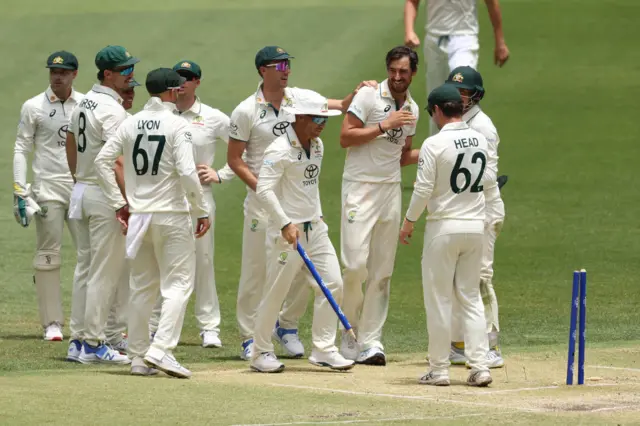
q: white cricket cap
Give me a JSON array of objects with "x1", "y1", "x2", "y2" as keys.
[{"x1": 282, "y1": 92, "x2": 342, "y2": 117}]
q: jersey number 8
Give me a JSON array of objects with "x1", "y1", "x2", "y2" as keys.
[
  {"x1": 450, "y1": 152, "x2": 486, "y2": 193},
  {"x1": 133, "y1": 134, "x2": 166, "y2": 176}
]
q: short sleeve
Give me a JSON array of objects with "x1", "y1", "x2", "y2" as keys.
[
  {"x1": 347, "y1": 86, "x2": 376, "y2": 124},
  {"x1": 229, "y1": 103, "x2": 252, "y2": 142}
]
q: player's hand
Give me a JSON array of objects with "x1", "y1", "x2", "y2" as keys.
[
  {"x1": 281, "y1": 223, "x2": 300, "y2": 245},
  {"x1": 494, "y1": 41, "x2": 510, "y2": 67},
  {"x1": 197, "y1": 164, "x2": 220, "y2": 185},
  {"x1": 382, "y1": 111, "x2": 416, "y2": 131},
  {"x1": 116, "y1": 204, "x2": 130, "y2": 235},
  {"x1": 399, "y1": 219, "x2": 414, "y2": 245},
  {"x1": 405, "y1": 31, "x2": 420, "y2": 48},
  {"x1": 354, "y1": 80, "x2": 378, "y2": 93},
  {"x1": 195, "y1": 217, "x2": 211, "y2": 238}
]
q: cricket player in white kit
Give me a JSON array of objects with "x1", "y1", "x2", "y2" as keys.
[
  {"x1": 147, "y1": 60, "x2": 236, "y2": 349},
  {"x1": 66, "y1": 45, "x2": 140, "y2": 364},
  {"x1": 95, "y1": 68, "x2": 211, "y2": 378},
  {"x1": 400, "y1": 83, "x2": 493, "y2": 387},
  {"x1": 339, "y1": 46, "x2": 420, "y2": 365},
  {"x1": 403, "y1": 0, "x2": 510, "y2": 135},
  {"x1": 251, "y1": 92, "x2": 354, "y2": 373},
  {"x1": 13, "y1": 51, "x2": 83, "y2": 342},
  {"x1": 445, "y1": 66, "x2": 505, "y2": 368},
  {"x1": 228, "y1": 46, "x2": 376, "y2": 360}
]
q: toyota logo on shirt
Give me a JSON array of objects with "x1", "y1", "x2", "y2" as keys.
[
  {"x1": 303, "y1": 164, "x2": 319, "y2": 187},
  {"x1": 272, "y1": 121, "x2": 290, "y2": 136},
  {"x1": 386, "y1": 127, "x2": 403, "y2": 144}
]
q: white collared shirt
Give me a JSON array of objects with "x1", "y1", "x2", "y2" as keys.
[
  {"x1": 175, "y1": 97, "x2": 236, "y2": 182},
  {"x1": 13, "y1": 86, "x2": 83, "y2": 202},
  {"x1": 95, "y1": 97, "x2": 209, "y2": 217},
  {"x1": 229, "y1": 83, "x2": 323, "y2": 179},
  {"x1": 256, "y1": 128, "x2": 323, "y2": 229},
  {"x1": 426, "y1": 0, "x2": 479, "y2": 36},
  {"x1": 69, "y1": 84, "x2": 128, "y2": 185},
  {"x1": 463, "y1": 105, "x2": 498, "y2": 192},
  {"x1": 343, "y1": 79, "x2": 419, "y2": 183},
  {"x1": 405, "y1": 121, "x2": 489, "y2": 224}
]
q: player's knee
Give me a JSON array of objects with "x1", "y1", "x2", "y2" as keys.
[
  {"x1": 342, "y1": 256, "x2": 368, "y2": 283},
  {"x1": 33, "y1": 250, "x2": 61, "y2": 271}
]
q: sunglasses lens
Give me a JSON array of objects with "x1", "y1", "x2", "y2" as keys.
[
  {"x1": 312, "y1": 116, "x2": 327, "y2": 125},
  {"x1": 275, "y1": 61, "x2": 290, "y2": 72},
  {"x1": 120, "y1": 66, "x2": 134, "y2": 76}
]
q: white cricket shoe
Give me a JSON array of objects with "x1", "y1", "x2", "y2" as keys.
[
  {"x1": 201, "y1": 331, "x2": 222, "y2": 348},
  {"x1": 110, "y1": 338, "x2": 128, "y2": 355},
  {"x1": 449, "y1": 345, "x2": 467, "y2": 365},
  {"x1": 251, "y1": 352, "x2": 285, "y2": 373},
  {"x1": 66, "y1": 339, "x2": 82, "y2": 362},
  {"x1": 272, "y1": 323, "x2": 304, "y2": 357},
  {"x1": 467, "y1": 370, "x2": 493, "y2": 387},
  {"x1": 79, "y1": 342, "x2": 131, "y2": 365},
  {"x1": 44, "y1": 323, "x2": 63, "y2": 341},
  {"x1": 356, "y1": 346, "x2": 386, "y2": 366},
  {"x1": 418, "y1": 371, "x2": 450, "y2": 386},
  {"x1": 240, "y1": 338, "x2": 253, "y2": 360},
  {"x1": 130, "y1": 356, "x2": 159, "y2": 376},
  {"x1": 340, "y1": 331, "x2": 359, "y2": 361},
  {"x1": 465, "y1": 348, "x2": 505, "y2": 369},
  {"x1": 144, "y1": 353, "x2": 191, "y2": 379},
  {"x1": 309, "y1": 350, "x2": 355, "y2": 371}
]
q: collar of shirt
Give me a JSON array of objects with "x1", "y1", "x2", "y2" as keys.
[
  {"x1": 440, "y1": 121, "x2": 469, "y2": 132},
  {"x1": 91, "y1": 84, "x2": 124, "y2": 105},
  {"x1": 45, "y1": 86, "x2": 82, "y2": 104},
  {"x1": 143, "y1": 96, "x2": 177, "y2": 112},
  {"x1": 463, "y1": 105, "x2": 482, "y2": 122},
  {"x1": 178, "y1": 96, "x2": 202, "y2": 116},
  {"x1": 254, "y1": 82, "x2": 294, "y2": 107},
  {"x1": 379, "y1": 79, "x2": 415, "y2": 112}
]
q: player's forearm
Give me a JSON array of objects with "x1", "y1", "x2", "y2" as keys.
[
  {"x1": 400, "y1": 149, "x2": 420, "y2": 166},
  {"x1": 256, "y1": 184, "x2": 290, "y2": 229},
  {"x1": 228, "y1": 155, "x2": 257, "y2": 191},
  {"x1": 405, "y1": 191, "x2": 431, "y2": 222},
  {"x1": 180, "y1": 171, "x2": 209, "y2": 218},
  {"x1": 13, "y1": 151, "x2": 28, "y2": 188},
  {"x1": 340, "y1": 125, "x2": 383, "y2": 148},
  {"x1": 114, "y1": 156, "x2": 128, "y2": 203},
  {"x1": 485, "y1": 0, "x2": 506, "y2": 43},
  {"x1": 65, "y1": 132, "x2": 77, "y2": 177},
  {"x1": 404, "y1": 0, "x2": 420, "y2": 34}
]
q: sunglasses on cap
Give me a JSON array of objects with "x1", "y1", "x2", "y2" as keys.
[
  {"x1": 264, "y1": 60, "x2": 290, "y2": 72},
  {"x1": 311, "y1": 116, "x2": 328, "y2": 125}
]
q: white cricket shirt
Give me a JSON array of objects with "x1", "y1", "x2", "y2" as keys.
[
  {"x1": 343, "y1": 79, "x2": 419, "y2": 183},
  {"x1": 405, "y1": 121, "x2": 491, "y2": 232},
  {"x1": 229, "y1": 83, "x2": 323, "y2": 179},
  {"x1": 256, "y1": 128, "x2": 323, "y2": 230},
  {"x1": 426, "y1": 0, "x2": 479, "y2": 36},
  {"x1": 176, "y1": 97, "x2": 236, "y2": 183},
  {"x1": 463, "y1": 105, "x2": 499, "y2": 197},
  {"x1": 13, "y1": 86, "x2": 83, "y2": 203},
  {"x1": 94, "y1": 97, "x2": 209, "y2": 217},
  {"x1": 69, "y1": 84, "x2": 128, "y2": 185}
]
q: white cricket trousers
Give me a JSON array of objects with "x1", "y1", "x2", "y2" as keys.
[
  {"x1": 424, "y1": 33, "x2": 480, "y2": 135},
  {"x1": 452, "y1": 189, "x2": 505, "y2": 342},
  {"x1": 252, "y1": 220, "x2": 342, "y2": 356},
  {"x1": 127, "y1": 213, "x2": 196, "y2": 360},
  {"x1": 341, "y1": 181, "x2": 401, "y2": 351},
  {"x1": 149, "y1": 189, "x2": 220, "y2": 334},
  {"x1": 33, "y1": 200, "x2": 80, "y2": 328},
  {"x1": 422, "y1": 221, "x2": 489, "y2": 373},
  {"x1": 236, "y1": 191, "x2": 309, "y2": 340},
  {"x1": 81, "y1": 185, "x2": 127, "y2": 346}
]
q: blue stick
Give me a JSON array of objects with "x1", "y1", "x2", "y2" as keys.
[
  {"x1": 578, "y1": 269, "x2": 587, "y2": 385},
  {"x1": 566, "y1": 271, "x2": 579, "y2": 385},
  {"x1": 296, "y1": 242, "x2": 356, "y2": 341}
]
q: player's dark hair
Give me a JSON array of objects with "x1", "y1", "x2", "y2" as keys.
[
  {"x1": 385, "y1": 46, "x2": 419, "y2": 72},
  {"x1": 97, "y1": 70, "x2": 105, "y2": 82},
  {"x1": 439, "y1": 101, "x2": 464, "y2": 117}
]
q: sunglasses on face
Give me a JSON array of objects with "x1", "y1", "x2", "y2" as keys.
[
  {"x1": 311, "y1": 116, "x2": 328, "y2": 125},
  {"x1": 118, "y1": 66, "x2": 134, "y2": 76},
  {"x1": 177, "y1": 72, "x2": 199, "y2": 81},
  {"x1": 265, "y1": 61, "x2": 290, "y2": 72}
]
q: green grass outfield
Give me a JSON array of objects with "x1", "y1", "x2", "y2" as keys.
[{"x1": 1, "y1": 0, "x2": 640, "y2": 424}]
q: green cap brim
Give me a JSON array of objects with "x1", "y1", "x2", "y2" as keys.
[
  {"x1": 46, "y1": 64, "x2": 76, "y2": 70},
  {"x1": 119, "y1": 57, "x2": 140, "y2": 68}
]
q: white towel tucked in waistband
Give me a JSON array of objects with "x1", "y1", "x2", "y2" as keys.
[
  {"x1": 68, "y1": 183, "x2": 87, "y2": 219},
  {"x1": 126, "y1": 213, "x2": 152, "y2": 259}
]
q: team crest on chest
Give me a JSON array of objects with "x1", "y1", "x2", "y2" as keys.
[
  {"x1": 250, "y1": 219, "x2": 259, "y2": 232},
  {"x1": 278, "y1": 251, "x2": 288, "y2": 265},
  {"x1": 192, "y1": 115, "x2": 204, "y2": 126}
]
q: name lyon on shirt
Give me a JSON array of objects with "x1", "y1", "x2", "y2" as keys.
[
  {"x1": 454, "y1": 137, "x2": 479, "y2": 149},
  {"x1": 138, "y1": 120, "x2": 160, "y2": 131}
]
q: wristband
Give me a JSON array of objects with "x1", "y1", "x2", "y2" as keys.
[
  {"x1": 378, "y1": 122, "x2": 385, "y2": 134},
  {"x1": 215, "y1": 171, "x2": 222, "y2": 184},
  {"x1": 405, "y1": 217, "x2": 415, "y2": 223}
]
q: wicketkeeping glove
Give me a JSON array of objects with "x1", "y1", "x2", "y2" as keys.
[{"x1": 13, "y1": 183, "x2": 47, "y2": 227}]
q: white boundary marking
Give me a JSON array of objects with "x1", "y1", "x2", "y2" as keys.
[
  {"x1": 591, "y1": 365, "x2": 640, "y2": 373},
  {"x1": 474, "y1": 385, "x2": 559, "y2": 394},
  {"x1": 231, "y1": 412, "x2": 489, "y2": 426}
]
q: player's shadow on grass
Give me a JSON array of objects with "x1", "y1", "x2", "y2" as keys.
[
  {"x1": 0, "y1": 334, "x2": 41, "y2": 340},
  {"x1": 388, "y1": 377, "x2": 467, "y2": 386}
]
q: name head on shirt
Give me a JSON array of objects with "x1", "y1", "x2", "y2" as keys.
[{"x1": 454, "y1": 137, "x2": 479, "y2": 149}]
